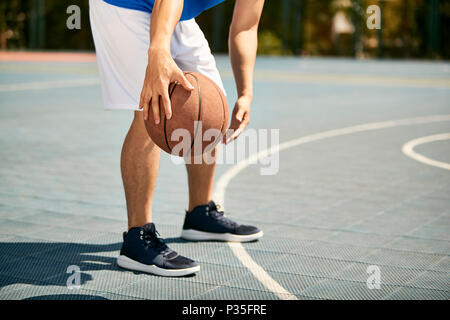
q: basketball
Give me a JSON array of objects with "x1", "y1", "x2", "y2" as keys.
[{"x1": 144, "y1": 71, "x2": 229, "y2": 157}]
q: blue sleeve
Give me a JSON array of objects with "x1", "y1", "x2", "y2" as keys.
[
  {"x1": 103, "y1": 0, "x2": 225, "y2": 21},
  {"x1": 180, "y1": 0, "x2": 225, "y2": 21}
]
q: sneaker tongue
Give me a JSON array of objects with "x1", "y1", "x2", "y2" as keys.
[
  {"x1": 208, "y1": 200, "x2": 217, "y2": 210},
  {"x1": 142, "y1": 222, "x2": 156, "y2": 234}
]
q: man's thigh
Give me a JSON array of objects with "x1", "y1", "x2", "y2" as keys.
[{"x1": 90, "y1": 0, "x2": 150, "y2": 110}]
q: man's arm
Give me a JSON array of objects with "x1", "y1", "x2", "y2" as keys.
[
  {"x1": 226, "y1": 0, "x2": 264, "y2": 144},
  {"x1": 139, "y1": 0, "x2": 194, "y2": 123}
]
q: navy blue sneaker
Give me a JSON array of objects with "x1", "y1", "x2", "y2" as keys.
[
  {"x1": 117, "y1": 223, "x2": 200, "y2": 276},
  {"x1": 181, "y1": 201, "x2": 263, "y2": 242}
]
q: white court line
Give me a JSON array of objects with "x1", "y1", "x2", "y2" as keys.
[
  {"x1": 0, "y1": 78, "x2": 99, "y2": 92},
  {"x1": 402, "y1": 133, "x2": 450, "y2": 170},
  {"x1": 220, "y1": 70, "x2": 450, "y2": 88},
  {"x1": 2, "y1": 71, "x2": 448, "y2": 92},
  {"x1": 213, "y1": 114, "x2": 450, "y2": 300},
  {"x1": 227, "y1": 242, "x2": 298, "y2": 300}
]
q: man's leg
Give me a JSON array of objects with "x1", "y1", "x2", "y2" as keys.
[
  {"x1": 182, "y1": 148, "x2": 263, "y2": 242},
  {"x1": 118, "y1": 111, "x2": 200, "y2": 275},
  {"x1": 186, "y1": 154, "x2": 217, "y2": 212},
  {"x1": 121, "y1": 111, "x2": 160, "y2": 229}
]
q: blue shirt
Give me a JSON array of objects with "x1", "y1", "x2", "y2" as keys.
[{"x1": 103, "y1": 0, "x2": 225, "y2": 21}]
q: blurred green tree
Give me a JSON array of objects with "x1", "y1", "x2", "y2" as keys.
[{"x1": 0, "y1": 0, "x2": 448, "y2": 59}]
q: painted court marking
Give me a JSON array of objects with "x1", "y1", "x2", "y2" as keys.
[
  {"x1": 213, "y1": 114, "x2": 450, "y2": 300},
  {"x1": 0, "y1": 78, "x2": 99, "y2": 92},
  {"x1": 220, "y1": 70, "x2": 450, "y2": 89},
  {"x1": 1, "y1": 71, "x2": 449, "y2": 92},
  {"x1": 0, "y1": 52, "x2": 96, "y2": 62},
  {"x1": 402, "y1": 133, "x2": 450, "y2": 170}
]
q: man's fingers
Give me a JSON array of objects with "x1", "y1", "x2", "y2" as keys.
[
  {"x1": 232, "y1": 125, "x2": 245, "y2": 139},
  {"x1": 161, "y1": 92, "x2": 172, "y2": 120},
  {"x1": 142, "y1": 95, "x2": 151, "y2": 121},
  {"x1": 223, "y1": 128, "x2": 233, "y2": 144},
  {"x1": 226, "y1": 127, "x2": 244, "y2": 144},
  {"x1": 140, "y1": 89, "x2": 151, "y2": 120},
  {"x1": 225, "y1": 119, "x2": 248, "y2": 144},
  {"x1": 176, "y1": 72, "x2": 195, "y2": 91},
  {"x1": 235, "y1": 108, "x2": 246, "y2": 122},
  {"x1": 151, "y1": 94, "x2": 160, "y2": 124},
  {"x1": 143, "y1": 101, "x2": 150, "y2": 121}
]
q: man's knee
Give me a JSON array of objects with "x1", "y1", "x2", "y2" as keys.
[
  {"x1": 133, "y1": 110, "x2": 144, "y2": 125},
  {"x1": 130, "y1": 111, "x2": 146, "y2": 133},
  {"x1": 125, "y1": 111, "x2": 146, "y2": 140},
  {"x1": 128, "y1": 111, "x2": 158, "y2": 148}
]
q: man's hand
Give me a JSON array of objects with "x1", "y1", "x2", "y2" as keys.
[
  {"x1": 139, "y1": 48, "x2": 194, "y2": 124},
  {"x1": 224, "y1": 95, "x2": 252, "y2": 144}
]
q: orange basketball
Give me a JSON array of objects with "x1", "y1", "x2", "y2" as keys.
[{"x1": 144, "y1": 71, "x2": 229, "y2": 158}]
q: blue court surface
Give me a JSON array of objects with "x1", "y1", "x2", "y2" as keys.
[{"x1": 0, "y1": 55, "x2": 449, "y2": 300}]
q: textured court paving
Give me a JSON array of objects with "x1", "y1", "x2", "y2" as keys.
[{"x1": 0, "y1": 55, "x2": 449, "y2": 300}]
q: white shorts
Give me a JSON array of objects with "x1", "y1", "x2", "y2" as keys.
[{"x1": 89, "y1": 0, "x2": 225, "y2": 110}]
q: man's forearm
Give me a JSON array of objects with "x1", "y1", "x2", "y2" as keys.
[
  {"x1": 149, "y1": 0, "x2": 184, "y2": 52},
  {"x1": 228, "y1": 0, "x2": 264, "y2": 98},
  {"x1": 229, "y1": 28, "x2": 257, "y2": 98}
]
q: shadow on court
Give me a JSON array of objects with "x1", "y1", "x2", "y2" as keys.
[
  {"x1": 0, "y1": 237, "x2": 201, "y2": 291},
  {"x1": 0, "y1": 242, "x2": 120, "y2": 289}
]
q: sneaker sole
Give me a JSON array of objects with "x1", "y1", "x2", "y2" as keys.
[
  {"x1": 180, "y1": 229, "x2": 263, "y2": 242},
  {"x1": 117, "y1": 255, "x2": 200, "y2": 277}
]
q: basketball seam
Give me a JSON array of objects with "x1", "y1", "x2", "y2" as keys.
[{"x1": 164, "y1": 83, "x2": 178, "y2": 153}]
